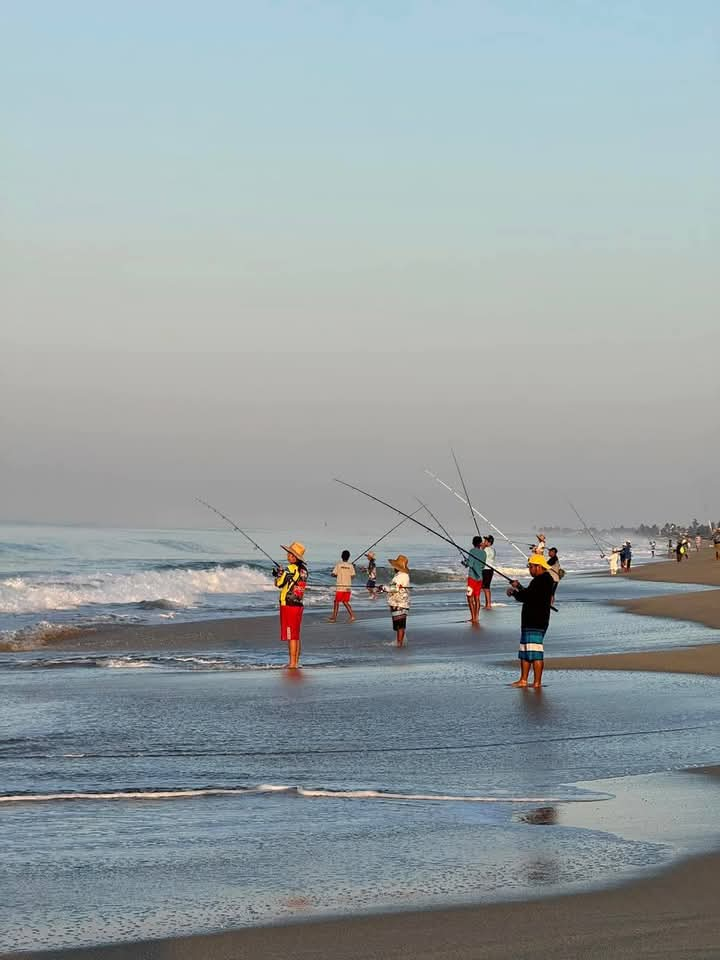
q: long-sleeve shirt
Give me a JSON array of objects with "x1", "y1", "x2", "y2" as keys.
[
  {"x1": 386, "y1": 571, "x2": 410, "y2": 611},
  {"x1": 275, "y1": 562, "x2": 308, "y2": 606},
  {"x1": 467, "y1": 547, "x2": 486, "y2": 580},
  {"x1": 511, "y1": 572, "x2": 554, "y2": 630}
]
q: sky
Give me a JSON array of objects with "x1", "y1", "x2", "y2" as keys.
[{"x1": 1, "y1": 1, "x2": 718, "y2": 531}]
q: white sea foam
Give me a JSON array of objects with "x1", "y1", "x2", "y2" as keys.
[
  {"x1": 0, "y1": 565, "x2": 275, "y2": 614},
  {"x1": 0, "y1": 784, "x2": 602, "y2": 804}
]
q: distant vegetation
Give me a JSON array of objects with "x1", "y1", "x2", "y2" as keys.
[{"x1": 544, "y1": 520, "x2": 718, "y2": 538}]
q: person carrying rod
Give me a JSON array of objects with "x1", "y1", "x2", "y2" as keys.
[
  {"x1": 386, "y1": 554, "x2": 411, "y2": 647},
  {"x1": 274, "y1": 540, "x2": 308, "y2": 669},
  {"x1": 466, "y1": 535, "x2": 486, "y2": 624},
  {"x1": 506, "y1": 553, "x2": 554, "y2": 688}
]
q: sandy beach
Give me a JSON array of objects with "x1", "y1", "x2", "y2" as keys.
[
  {"x1": 10, "y1": 846, "x2": 720, "y2": 960},
  {"x1": 550, "y1": 549, "x2": 720, "y2": 675}
]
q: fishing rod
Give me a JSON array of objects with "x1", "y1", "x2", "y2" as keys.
[
  {"x1": 334, "y1": 479, "x2": 516, "y2": 585},
  {"x1": 196, "y1": 498, "x2": 279, "y2": 567},
  {"x1": 568, "y1": 501, "x2": 606, "y2": 559},
  {"x1": 426, "y1": 469, "x2": 528, "y2": 559},
  {"x1": 451, "y1": 448, "x2": 482, "y2": 539},
  {"x1": 415, "y1": 497, "x2": 465, "y2": 560},
  {"x1": 351, "y1": 507, "x2": 423, "y2": 565}
]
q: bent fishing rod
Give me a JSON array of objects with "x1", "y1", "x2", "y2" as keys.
[
  {"x1": 352, "y1": 507, "x2": 423, "y2": 565},
  {"x1": 196, "y1": 498, "x2": 279, "y2": 567},
  {"x1": 334, "y1": 479, "x2": 517, "y2": 585},
  {"x1": 568, "y1": 501, "x2": 606, "y2": 559},
  {"x1": 452, "y1": 448, "x2": 482, "y2": 540},
  {"x1": 425, "y1": 469, "x2": 528, "y2": 559}
]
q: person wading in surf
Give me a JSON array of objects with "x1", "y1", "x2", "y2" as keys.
[
  {"x1": 274, "y1": 541, "x2": 308, "y2": 669},
  {"x1": 465, "y1": 535, "x2": 486, "y2": 624},
  {"x1": 507, "y1": 554, "x2": 554, "y2": 688},
  {"x1": 329, "y1": 549, "x2": 356, "y2": 622},
  {"x1": 386, "y1": 554, "x2": 411, "y2": 647}
]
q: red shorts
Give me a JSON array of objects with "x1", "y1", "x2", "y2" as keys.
[
  {"x1": 467, "y1": 577, "x2": 482, "y2": 597},
  {"x1": 280, "y1": 605, "x2": 303, "y2": 643},
  {"x1": 335, "y1": 590, "x2": 351, "y2": 603}
]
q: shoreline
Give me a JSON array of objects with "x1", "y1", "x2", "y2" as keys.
[{"x1": 10, "y1": 836, "x2": 720, "y2": 960}]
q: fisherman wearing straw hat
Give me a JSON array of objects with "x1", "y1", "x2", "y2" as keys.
[
  {"x1": 365, "y1": 551, "x2": 378, "y2": 596},
  {"x1": 274, "y1": 541, "x2": 308, "y2": 669},
  {"x1": 506, "y1": 553, "x2": 554, "y2": 688},
  {"x1": 386, "y1": 554, "x2": 411, "y2": 647}
]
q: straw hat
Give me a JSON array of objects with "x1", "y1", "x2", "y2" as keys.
[
  {"x1": 388, "y1": 554, "x2": 410, "y2": 572},
  {"x1": 366, "y1": 551, "x2": 376, "y2": 560},
  {"x1": 528, "y1": 553, "x2": 550, "y2": 570},
  {"x1": 281, "y1": 541, "x2": 306, "y2": 559}
]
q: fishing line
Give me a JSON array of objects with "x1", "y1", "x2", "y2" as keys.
[
  {"x1": 196, "y1": 498, "x2": 279, "y2": 567},
  {"x1": 426, "y1": 469, "x2": 528, "y2": 559},
  {"x1": 352, "y1": 507, "x2": 424, "y2": 565}
]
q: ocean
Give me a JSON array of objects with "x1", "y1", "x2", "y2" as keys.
[{"x1": 1, "y1": 524, "x2": 719, "y2": 952}]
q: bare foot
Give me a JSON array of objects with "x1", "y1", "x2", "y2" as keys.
[
  {"x1": 510, "y1": 680, "x2": 528, "y2": 687},
  {"x1": 327, "y1": 618, "x2": 336, "y2": 623},
  {"x1": 349, "y1": 616, "x2": 356, "y2": 622},
  {"x1": 532, "y1": 682, "x2": 542, "y2": 688}
]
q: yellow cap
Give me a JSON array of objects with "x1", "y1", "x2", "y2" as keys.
[{"x1": 528, "y1": 553, "x2": 549, "y2": 570}]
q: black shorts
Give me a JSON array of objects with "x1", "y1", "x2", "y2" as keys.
[
  {"x1": 391, "y1": 610, "x2": 407, "y2": 631},
  {"x1": 481, "y1": 569, "x2": 493, "y2": 588}
]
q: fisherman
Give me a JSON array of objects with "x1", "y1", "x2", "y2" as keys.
[
  {"x1": 365, "y1": 551, "x2": 378, "y2": 596},
  {"x1": 386, "y1": 554, "x2": 411, "y2": 647},
  {"x1": 546, "y1": 546, "x2": 563, "y2": 603},
  {"x1": 329, "y1": 549, "x2": 356, "y2": 622},
  {"x1": 273, "y1": 541, "x2": 308, "y2": 669},
  {"x1": 534, "y1": 533, "x2": 547, "y2": 555},
  {"x1": 481, "y1": 535, "x2": 495, "y2": 609},
  {"x1": 714, "y1": 528, "x2": 720, "y2": 561},
  {"x1": 466, "y1": 535, "x2": 486, "y2": 624},
  {"x1": 649, "y1": 539, "x2": 656, "y2": 558},
  {"x1": 608, "y1": 548, "x2": 620, "y2": 575},
  {"x1": 507, "y1": 554, "x2": 554, "y2": 688},
  {"x1": 695, "y1": 534, "x2": 702, "y2": 552}
]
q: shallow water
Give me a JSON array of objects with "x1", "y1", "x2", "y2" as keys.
[{"x1": 1, "y1": 613, "x2": 720, "y2": 950}]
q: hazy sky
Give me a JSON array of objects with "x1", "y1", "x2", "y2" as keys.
[{"x1": 2, "y1": 1, "x2": 718, "y2": 531}]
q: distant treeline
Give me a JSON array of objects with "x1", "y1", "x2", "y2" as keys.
[
  {"x1": 629, "y1": 521, "x2": 718, "y2": 538},
  {"x1": 544, "y1": 520, "x2": 718, "y2": 538}
]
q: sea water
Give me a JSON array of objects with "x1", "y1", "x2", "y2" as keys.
[{"x1": 1, "y1": 525, "x2": 719, "y2": 952}]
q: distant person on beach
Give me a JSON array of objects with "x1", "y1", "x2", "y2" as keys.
[
  {"x1": 668, "y1": 538, "x2": 674, "y2": 556},
  {"x1": 649, "y1": 539, "x2": 656, "y2": 558},
  {"x1": 466, "y1": 535, "x2": 486, "y2": 623},
  {"x1": 546, "y1": 547, "x2": 563, "y2": 602},
  {"x1": 507, "y1": 554, "x2": 554, "y2": 688},
  {"x1": 714, "y1": 529, "x2": 720, "y2": 560},
  {"x1": 329, "y1": 550, "x2": 355, "y2": 622},
  {"x1": 274, "y1": 541, "x2": 308, "y2": 669},
  {"x1": 620, "y1": 541, "x2": 632, "y2": 571},
  {"x1": 534, "y1": 533, "x2": 547, "y2": 555},
  {"x1": 386, "y1": 554, "x2": 410, "y2": 647},
  {"x1": 481, "y1": 535, "x2": 495, "y2": 609},
  {"x1": 608, "y1": 548, "x2": 620, "y2": 575},
  {"x1": 676, "y1": 540, "x2": 685, "y2": 563},
  {"x1": 364, "y1": 551, "x2": 378, "y2": 596},
  {"x1": 695, "y1": 535, "x2": 702, "y2": 552}
]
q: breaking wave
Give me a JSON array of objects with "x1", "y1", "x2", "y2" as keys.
[
  {"x1": 0, "y1": 783, "x2": 603, "y2": 805},
  {"x1": 0, "y1": 564, "x2": 275, "y2": 615}
]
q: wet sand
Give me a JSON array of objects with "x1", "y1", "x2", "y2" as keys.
[
  {"x1": 10, "y1": 847, "x2": 720, "y2": 960},
  {"x1": 609, "y1": 549, "x2": 720, "y2": 630},
  {"x1": 552, "y1": 641, "x2": 720, "y2": 676}
]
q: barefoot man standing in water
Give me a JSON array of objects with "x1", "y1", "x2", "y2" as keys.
[
  {"x1": 507, "y1": 553, "x2": 554, "y2": 688},
  {"x1": 274, "y1": 541, "x2": 308, "y2": 669}
]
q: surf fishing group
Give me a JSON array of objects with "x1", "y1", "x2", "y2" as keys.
[{"x1": 198, "y1": 453, "x2": 568, "y2": 686}]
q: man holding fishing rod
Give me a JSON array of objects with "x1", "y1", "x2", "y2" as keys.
[{"x1": 273, "y1": 541, "x2": 308, "y2": 669}]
